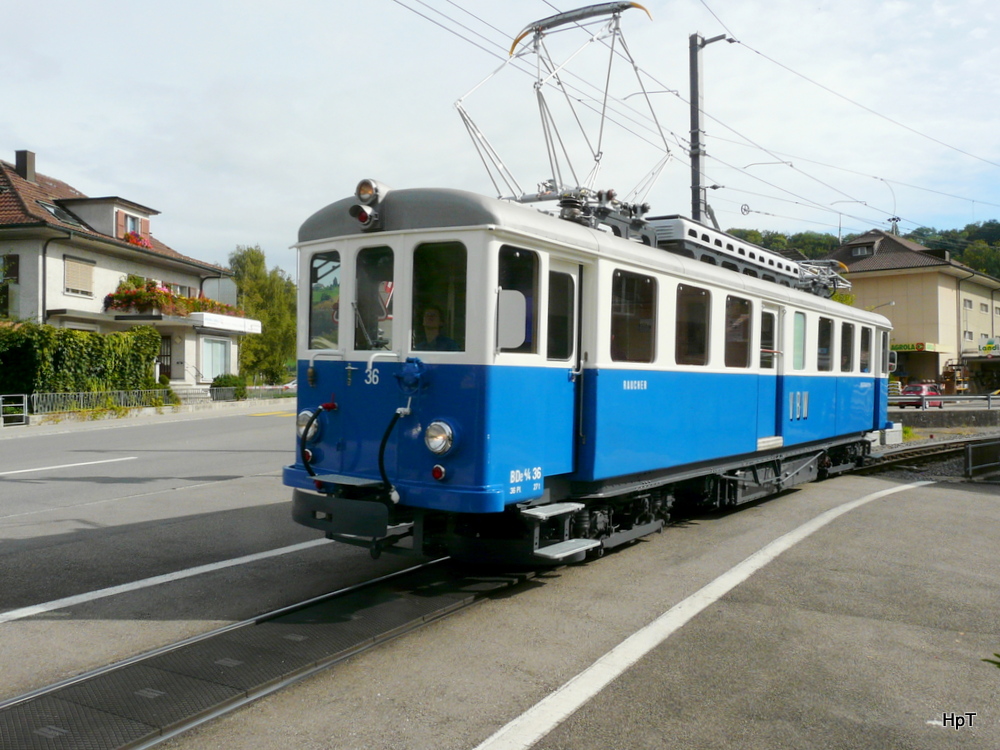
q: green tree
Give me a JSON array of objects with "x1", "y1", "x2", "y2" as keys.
[
  {"x1": 788, "y1": 231, "x2": 840, "y2": 259},
  {"x1": 960, "y1": 240, "x2": 1000, "y2": 278},
  {"x1": 726, "y1": 228, "x2": 763, "y2": 245},
  {"x1": 229, "y1": 245, "x2": 296, "y2": 384}
]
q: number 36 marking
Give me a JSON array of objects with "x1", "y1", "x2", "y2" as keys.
[{"x1": 365, "y1": 368, "x2": 379, "y2": 385}]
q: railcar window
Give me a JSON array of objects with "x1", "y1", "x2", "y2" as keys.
[
  {"x1": 817, "y1": 317, "x2": 833, "y2": 371},
  {"x1": 724, "y1": 296, "x2": 752, "y2": 368},
  {"x1": 841, "y1": 323, "x2": 855, "y2": 372},
  {"x1": 309, "y1": 251, "x2": 341, "y2": 349},
  {"x1": 881, "y1": 331, "x2": 890, "y2": 373},
  {"x1": 354, "y1": 246, "x2": 394, "y2": 351},
  {"x1": 675, "y1": 284, "x2": 710, "y2": 366},
  {"x1": 793, "y1": 312, "x2": 806, "y2": 370},
  {"x1": 548, "y1": 271, "x2": 575, "y2": 360},
  {"x1": 611, "y1": 270, "x2": 656, "y2": 363},
  {"x1": 760, "y1": 311, "x2": 776, "y2": 369},
  {"x1": 860, "y1": 327, "x2": 872, "y2": 373},
  {"x1": 499, "y1": 246, "x2": 539, "y2": 353},
  {"x1": 412, "y1": 242, "x2": 466, "y2": 351}
]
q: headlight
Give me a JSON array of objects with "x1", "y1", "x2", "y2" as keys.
[
  {"x1": 297, "y1": 409, "x2": 321, "y2": 442},
  {"x1": 424, "y1": 421, "x2": 454, "y2": 454},
  {"x1": 356, "y1": 178, "x2": 390, "y2": 205}
]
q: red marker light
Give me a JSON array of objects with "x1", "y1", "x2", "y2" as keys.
[
  {"x1": 348, "y1": 204, "x2": 377, "y2": 227},
  {"x1": 431, "y1": 464, "x2": 446, "y2": 481}
]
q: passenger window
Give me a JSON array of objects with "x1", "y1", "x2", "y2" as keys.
[
  {"x1": 793, "y1": 312, "x2": 806, "y2": 370},
  {"x1": 841, "y1": 324, "x2": 854, "y2": 372},
  {"x1": 499, "y1": 246, "x2": 538, "y2": 353},
  {"x1": 354, "y1": 246, "x2": 394, "y2": 350},
  {"x1": 817, "y1": 317, "x2": 833, "y2": 371},
  {"x1": 548, "y1": 271, "x2": 575, "y2": 360},
  {"x1": 724, "y1": 296, "x2": 752, "y2": 368},
  {"x1": 760, "y1": 311, "x2": 776, "y2": 369},
  {"x1": 860, "y1": 327, "x2": 872, "y2": 373},
  {"x1": 309, "y1": 250, "x2": 340, "y2": 349},
  {"x1": 676, "y1": 284, "x2": 710, "y2": 366},
  {"x1": 611, "y1": 270, "x2": 656, "y2": 362},
  {"x1": 412, "y1": 242, "x2": 466, "y2": 352}
]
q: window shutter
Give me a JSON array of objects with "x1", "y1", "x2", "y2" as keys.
[
  {"x1": 64, "y1": 258, "x2": 94, "y2": 295},
  {"x1": 140, "y1": 218, "x2": 150, "y2": 240},
  {"x1": 116, "y1": 210, "x2": 126, "y2": 238}
]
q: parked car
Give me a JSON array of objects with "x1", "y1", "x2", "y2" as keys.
[
  {"x1": 282, "y1": 379, "x2": 297, "y2": 392},
  {"x1": 897, "y1": 384, "x2": 943, "y2": 409}
]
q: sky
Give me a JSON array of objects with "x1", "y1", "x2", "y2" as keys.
[{"x1": 3, "y1": 0, "x2": 999, "y2": 277}]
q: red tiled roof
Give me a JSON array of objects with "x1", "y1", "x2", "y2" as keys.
[{"x1": 0, "y1": 159, "x2": 226, "y2": 273}]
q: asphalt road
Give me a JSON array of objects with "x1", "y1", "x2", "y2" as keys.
[
  {"x1": 0, "y1": 407, "x2": 425, "y2": 701},
  {"x1": 2, "y1": 412, "x2": 998, "y2": 749}
]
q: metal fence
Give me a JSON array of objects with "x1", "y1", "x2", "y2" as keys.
[
  {"x1": 30, "y1": 389, "x2": 177, "y2": 414},
  {"x1": 889, "y1": 393, "x2": 999, "y2": 410},
  {"x1": 211, "y1": 386, "x2": 291, "y2": 401},
  {"x1": 965, "y1": 439, "x2": 1000, "y2": 479},
  {"x1": 0, "y1": 394, "x2": 27, "y2": 427},
  {"x1": 24, "y1": 386, "x2": 294, "y2": 414}
]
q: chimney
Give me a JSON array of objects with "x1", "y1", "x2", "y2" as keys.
[{"x1": 15, "y1": 150, "x2": 36, "y2": 182}]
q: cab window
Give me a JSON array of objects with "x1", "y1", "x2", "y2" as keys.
[
  {"x1": 309, "y1": 250, "x2": 340, "y2": 349},
  {"x1": 860, "y1": 327, "x2": 872, "y2": 373},
  {"x1": 413, "y1": 242, "x2": 466, "y2": 351},
  {"x1": 841, "y1": 324, "x2": 855, "y2": 372},
  {"x1": 498, "y1": 246, "x2": 539, "y2": 353},
  {"x1": 724, "y1": 295, "x2": 752, "y2": 368},
  {"x1": 355, "y1": 246, "x2": 393, "y2": 350},
  {"x1": 817, "y1": 317, "x2": 833, "y2": 371},
  {"x1": 548, "y1": 271, "x2": 575, "y2": 360},
  {"x1": 793, "y1": 312, "x2": 806, "y2": 370}
]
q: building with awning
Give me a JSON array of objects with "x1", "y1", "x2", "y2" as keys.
[{"x1": 0, "y1": 149, "x2": 261, "y2": 390}]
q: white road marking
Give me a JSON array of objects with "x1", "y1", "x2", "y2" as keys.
[
  {"x1": 0, "y1": 456, "x2": 137, "y2": 476},
  {"x1": 473, "y1": 481, "x2": 935, "y2": 750},
  {"x1": 0, "y1": 539, "x2": 330, "y2": 624}
]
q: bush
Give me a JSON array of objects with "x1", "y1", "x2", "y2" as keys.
[{"x1": 211, "y1": 373, "x2": 247, "y2": 400}]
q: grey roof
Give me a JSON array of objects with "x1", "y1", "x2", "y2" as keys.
[{"x1": 824, "y1": 230, "x2": 949, "y2": 272}]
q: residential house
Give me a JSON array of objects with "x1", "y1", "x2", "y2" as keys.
[
  {"x1": 0, "y1": 150, "x2": 260, "y2": 393},
  {"x1": 824, "y1": 230, "x2": 1000, "y2": 393}
]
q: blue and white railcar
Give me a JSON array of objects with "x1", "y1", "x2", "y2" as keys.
[{"x1": 284, "y1": 180, "x2": 892, "y2": 563}]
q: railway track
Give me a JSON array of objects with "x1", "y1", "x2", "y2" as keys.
[
  {"x1": 861, "y1": 433, "x2": 1000, "y2": 475},
  {"x1": 0, "y1": 558, "x2": 534, "y2": 750}
]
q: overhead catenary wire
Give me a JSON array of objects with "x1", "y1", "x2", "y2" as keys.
[{"x1": 389, "y1": 0, "x2": 997, "y2": 237}]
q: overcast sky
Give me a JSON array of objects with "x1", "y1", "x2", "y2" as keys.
[{"x1": 4, "y1": 0, "x2": 998, "y2": 276}]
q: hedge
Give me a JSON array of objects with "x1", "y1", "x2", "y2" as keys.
[{"x1": 0, "y1": 323, "x2": 161, "y2": 395}]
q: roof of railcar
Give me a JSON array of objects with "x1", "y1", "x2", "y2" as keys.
[{"x1": 298, "y1": 186, "x2": 891, "y2": 328}]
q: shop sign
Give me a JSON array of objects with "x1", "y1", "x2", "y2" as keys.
[
  {"x1": 980, "y1": 338, "x2": 999, "y2": 356},
  {"x1": 891, "y1": 342, "x2": 936, "y2": 352}
]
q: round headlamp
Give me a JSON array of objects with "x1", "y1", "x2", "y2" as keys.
[
  {"x1": 424, "y1": 421, "x2": 454, "y2": 455},
  {"x1": 297, "y1": 409, "x2": 321, "y2": 442},
  {"x1": 356, "y1": 179, "x2": 380, "y2": 205}
]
